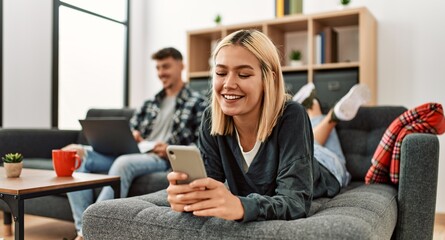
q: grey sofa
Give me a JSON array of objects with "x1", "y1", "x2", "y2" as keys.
[
  {"x1": 0, "y1": 108, "x2": 169, "y2": 225},
  {"x1": 82, "y1": 106, "x2": 440, "y2": 240}
]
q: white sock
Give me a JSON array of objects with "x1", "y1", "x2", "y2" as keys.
[{"x1": 333, "y1": 84, "x2": 370, "y2": 121}]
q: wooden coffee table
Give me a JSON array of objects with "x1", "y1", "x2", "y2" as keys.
[{"x1": 0, "y1": 167, "x2": 120, "y2": 240}]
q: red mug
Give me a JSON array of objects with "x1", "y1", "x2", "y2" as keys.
[{"x1": 52, "y1": 149, "x2": 82, "y2": 177}]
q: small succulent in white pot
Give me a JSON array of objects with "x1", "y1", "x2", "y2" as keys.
[
  {"x1": 2, "y1": 153, "x2": 24, "y2": 178},
  {"x1": 289, "y1": 49, "x2": 303, "y2": 66}
]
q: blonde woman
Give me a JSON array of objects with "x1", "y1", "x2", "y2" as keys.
[{"x1": 167, "y1": 30, "x2": 341, "y2": 222}]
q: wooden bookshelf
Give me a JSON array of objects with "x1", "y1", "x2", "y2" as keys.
[{"x1": 187, "y1": 7, "x2": 377, "y2": 105}]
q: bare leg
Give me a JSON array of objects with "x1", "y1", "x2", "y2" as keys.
[
  {"x1": 304, "y1": 84, "x2": 370, "y2": 146},
  {"x1": 306, "y1": 100, "x2": 337, "y2": 146}
]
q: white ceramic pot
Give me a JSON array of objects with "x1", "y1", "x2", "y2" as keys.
[
  {"x1": 4, "y1": 162, "x2": 23, "y2": 178},
  {"x1": 290, "y1": 60, "x2": 303, "y2": 67},
  {"x1": 338, "y1": 3, "x2": 350, "y2": 10}
]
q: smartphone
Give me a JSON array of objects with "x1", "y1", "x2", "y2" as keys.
[{"x1": 166, "y1": 145, "x2": 207, "y2": 184}]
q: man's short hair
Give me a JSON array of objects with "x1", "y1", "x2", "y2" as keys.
[{"x1": 151, "y1": 47, "x2": 183, "y2": 61}]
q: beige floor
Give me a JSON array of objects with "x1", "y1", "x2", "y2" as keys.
[
  {"x1": 0, "y1": 214, "x2": 76, "y2": 240},
  {"x1": 0, "y1": 214, "x2": 444, "y2": 240},
  {"x1": 436, "y1": 225, "x2": 445, "y2": 240},
  {"x1": 436, "y1": 214, "x2": 445, "y2": 240}
]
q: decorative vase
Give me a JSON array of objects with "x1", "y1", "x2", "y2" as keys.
[{"x1": 4, "y1": 162, "x2": 23, "y2": 178}]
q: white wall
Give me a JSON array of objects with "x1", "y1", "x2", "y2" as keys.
[
  {"x1": 3, "y1": 0, "x2": 52, "y2": 128},
  {"x1": 2, "y1": 0, "x2": 445, "y2": 212}
]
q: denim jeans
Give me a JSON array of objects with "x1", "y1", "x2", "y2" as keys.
[
  {"x1": 67, "y1": 146, "x2": 169, "y2": 235},
  {"x1": 310, "y1": 115, "x2": 351, "y2": 187}
]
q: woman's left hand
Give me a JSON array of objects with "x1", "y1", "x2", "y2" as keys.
[{"x1": 180, "y1": 178, "x2": 244, "y2": 221}]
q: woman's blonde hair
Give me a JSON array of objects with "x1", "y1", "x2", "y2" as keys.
[{"x1": 210, "y1": 29, "x2": 290, "y2": 141}]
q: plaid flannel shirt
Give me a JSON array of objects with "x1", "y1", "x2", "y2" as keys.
[
  {"x1": 130, "y1": 85, "x2": 207, "y2": 146},
  {"x1": 365, "y1": 102, "x2": 445, "y2": 184}
]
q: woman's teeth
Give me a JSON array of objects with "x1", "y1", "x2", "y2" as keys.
[{"x1": 224, "y1": 95, "x2": 241, "y2": 100}]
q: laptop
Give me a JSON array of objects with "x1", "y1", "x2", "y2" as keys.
[{"x1": 79, "y1": 118, "x2": 155, "y2": 157}]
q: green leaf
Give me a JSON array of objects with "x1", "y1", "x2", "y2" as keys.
[{"x1": 2, "y1": 152, "x2": 24, "y2": 163}]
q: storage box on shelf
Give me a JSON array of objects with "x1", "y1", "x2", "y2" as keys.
[{"x1": 187, "y1": 7, "x2": 376, "y2": 110}]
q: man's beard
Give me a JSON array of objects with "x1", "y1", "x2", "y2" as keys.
[
  {"x1": 160, "y1": 75, "x2": 173, "y2": 89},
  {"x1": 164, "y1": 82, "x2": 173, "y2": 90}
]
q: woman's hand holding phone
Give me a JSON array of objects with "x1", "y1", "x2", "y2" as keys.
[
  {"x1": 166, "y1": 171, "x2": 206, "y2": 211},
  {"x1": 165, "y1": 145, "x2": 244, "y2": 221},
  {"x1": 184, "y1": 177, "x2": 245, "y2": 221},
  {"x1": 166, "y1": 172, "x2": 244, "y2": 221}
]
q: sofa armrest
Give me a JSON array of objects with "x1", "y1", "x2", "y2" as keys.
[
  {"x1": 0, "y1": 129, "x2": 80, "y2": 159},
  {"x1": 395, "y1": 133, "x2": 439, "y2": 240}
]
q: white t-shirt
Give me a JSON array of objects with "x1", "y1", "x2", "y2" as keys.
[
  {"x1": 147, "y1": 96, "x2": 176, "y2": 142},
  {"x1": 235, "y1": 128, "x2": 261, "y2": 172}
]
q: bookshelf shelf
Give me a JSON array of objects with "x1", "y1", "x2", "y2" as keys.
[
  {"x1": 187, "y1": 7, "x2": 376, "y2": 105},
  {"x1": 282, "y1": 65, "x2": 309, "y2": 72},
  {"x1": 189, "y1": 71, "x2": 211, "y2": 78},
  {"x1": 226, "y1": 22, "x2": 264, "y2": 35},
  {"x1": 313, "y1": 62, "x2": 359, "y2": 70}
]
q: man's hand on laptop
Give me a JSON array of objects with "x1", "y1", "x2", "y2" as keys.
[
  {"x1": 152, "y1": 142, "x2": 168, "y2": 159},
  {"x1": 132, "y1": 130, "x2": 144, "y2": 143}
]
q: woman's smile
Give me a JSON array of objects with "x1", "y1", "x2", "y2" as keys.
[{"x1": 223, "y1": 94, "x2": 243, "y2": 100}]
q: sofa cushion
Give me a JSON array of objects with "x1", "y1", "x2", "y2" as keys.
[
  {"x1": 128, "y1": 171, "x2": 169, "y2": 197},
  {"x1": 23, "y1": 158, "x2": 55, "y2": 170},
  {"x1": 83, "y1": 183, "x2": 397, "y2": 240},
  {"x1": 336, "y1": 106, "x2": 406, "y2": 181},
  {"x1": 0, "y1": 129, "x2": 79, "y2": 160}
]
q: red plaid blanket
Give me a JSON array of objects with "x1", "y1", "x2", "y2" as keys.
[{"x1": 365, "y1": 102, "x2": 445, "y2": 184}]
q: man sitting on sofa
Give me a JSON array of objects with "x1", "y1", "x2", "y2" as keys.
[{"x1": 63, "y1": 47, "x2": 207, "y2": 240}]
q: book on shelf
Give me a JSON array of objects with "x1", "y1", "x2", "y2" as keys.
[
  {"x1": 289, "y1": 0, "x2": 303, "y2": 14},
  {"x1": 323, "y1": 27, "x2": 338, "y2": 63},
  {"x1": 277, "y1": 0, "x2": 302, "y2": 17},
  {"x1": 276, "y1": 0, "x2": 284, "y2": 17},
  {"x1": 315, "y1": 27, "x2": 338, "y2": 64},
  {"x1": 315, "y1": 33, "x2": 322, "y2": 65},
  {"x1": 284, "y1": 0, "x2": 290, "y2": 15}
]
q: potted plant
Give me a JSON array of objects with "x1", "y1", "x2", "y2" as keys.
[
  {"x1": 340, "y1": 0, "x2": 351, "y2": 5},
  {"x1": 214, "y1": 14, "x2": 222, "y2": 25},
  {"x1": 2, "y1": 153, "x2": 24, "y2": 178},
  {"x1": 289, "y1": 49, "x2": 303, "y2": 66},
  {"x1": 339, "y1": 0, "x2": 351, "y2": 9}
]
